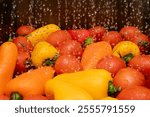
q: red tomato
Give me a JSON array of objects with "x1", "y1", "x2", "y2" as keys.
[
  {"x1": 23, "y1": 95, "x2": 48, "y2": 100},
  {"x1": 46, "y1": 30, "x2": 72, "y2": 47},
  {"x1": 88, "y1": 26, "x2": 106, "y2": 41},
  {"x1": 101, "y1": 31, "x2": 123, "y2": 47},
  {"x1": 145, "y1": 77, "x2": 150, "y2": 89},
  {"x1": 58, "y1": 40, "x2": 83, "y2": 59},
  {"x1": 119, "y1": 26, "x2": 141, "y2": 40},
  {"x1": 67, "y1": 29, "x2": 90, "y2": 43},
  {"x1": 117, "y1": 86, "x2": 150, "y2": 100},
  {"x1": 131, "y1": 33, "x2": 150, "y2": 54},
  {"x1": 128, "y1": 55, "x2": 150, "y2": 78},
  {"x1": 54, "y1": 55, "x2": 81, "y2": 74},
  {"x1": 16, "y1": 25, "x2": 35, "y2": 36},
  {"x1": 0, "y1": 95, "x2": 9, "y2": 100},
  {"x1": 13, "y1": 36, "x2": 33, "y2": 53},
  {"x1": 96, "y1": 55, "x2": 126, "y2": 77},
  {"x1": 113, "y1": 67, "x2": 145, "y2": 90},
  {"x1": 15, "y1": 52, "x2": 31, "y2": 74}
]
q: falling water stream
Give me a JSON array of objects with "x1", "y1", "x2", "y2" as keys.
[{"x1": 0, "y1": 0, "x2": 150, "y2": 41}]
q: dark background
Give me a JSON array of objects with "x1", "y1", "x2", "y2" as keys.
[{"x1": 0, "y1": 0, "x2": 150, "y2": 43}]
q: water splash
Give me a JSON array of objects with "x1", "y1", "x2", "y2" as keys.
[
  {"x1": 0, "y1": 0, "x2": 150, "y2": 40},
  {"x1": 28, "y1": 0, "x2": 34, "y2": 26}
]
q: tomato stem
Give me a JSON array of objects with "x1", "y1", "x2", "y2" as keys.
[
  {"x1": 138, "y1": 40, "x2": 149, "y2": 48},
  {"x1": 82, "y1": 37, "x2": 93, "y2": 48},
  {"x1": 108, "y1": 81, "x2": 121, "y2": 97},
  {"x1": 10, "y1": 92, "x2": 23, "y2": 100}
]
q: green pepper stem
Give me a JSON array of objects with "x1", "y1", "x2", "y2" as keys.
[
  {"x1": 8, "y1": 37, "x2": 13, "y2": 42},
  {"x1": 108, "y1": 81, "x2": 121, "y2": 97},
  {"x1": 10, "y1": 92, "x2": 23, "y2": 100},
  {"x1": 43, "y1": 53, "x2": 59, "y2": 67},
  {"x1": 122, "y1": 53, "x2": 134, "y2": 63}
]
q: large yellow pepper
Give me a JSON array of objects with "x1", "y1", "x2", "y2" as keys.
[
  {"x1": 113, "y1": 41, "x2": 140, "y2": 62},
  {"x1": 45, "y1": 69, "x2": 113, "y2": 100},
  {"x1": 45, "y1": 79, "x2": 93, "y2": 100}
]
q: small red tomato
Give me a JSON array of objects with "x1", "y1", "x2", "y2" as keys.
[
  {"x1": 54, "y1": 55, "x2": 81, "y2": 74},
  {"x1": 131, "y1": 33, "x2": 150, "y2": 54},
  {"x1": 15, "y1": 52, "x2": 31, "y2": 74},
  {"x1": 119, "y1": 26, "x2": 141, "y2": 40},
  {"x1": 68, "y1": 29, "x2": 90, "y2": 43},
  {"x1": 96, "y1": 55, "x2": 126, "y2": 77},
  {"x1": 23, "y1": 95, "x2": 48, "y2": 100},
  {"x1": 101, "y1": 31, "x2": 123, "y2": 47},
  {"x1": 16, "y1": 25, "x2": 35, "y2": 36},
  {"x1": 88, "y1": 26, "x2": 107, "y2": 41},
  {"x1": 58, "y1": 40, "x2": 83, "y2": 59},
  {"x1": 46, "y1": 30, "x2": 72, "y2": 47},
  {"x1": 128, "y1": 55, "x2": 150, "y2": 78},
  {"x1": 0, "y1": 95, "x2": 9, "y2": 100},
  {"x1": 117, "y1": 86, "x2": 150, "y2": 100},
  {"x1": 13, "y1": 36, "x2": 33, "y2": 53},
  {"x1": 113, "y1": 67, "x2": 145, "y2": 90}
]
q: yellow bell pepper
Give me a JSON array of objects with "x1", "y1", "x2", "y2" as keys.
[
  {"x1": 45, "y1": 79, "x2": 93, "y2": 100},
  {"x1": 27, "y1": 24, "x2": 60, "y2": 46},
  {"x1": 51, "y1": 69, "x2": 113, "y2": 100},
  {"x1": 113, "y1": 41, "x2": 140, "y2": 62},
  {"x1": 31, "y1": 41, "x2": 58, "y2": 67}
]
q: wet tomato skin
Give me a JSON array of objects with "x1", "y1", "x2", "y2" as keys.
[
  {"x1": 46, "y1": 30, "x2": 72, "y2": 47},
  {"x1": 96, "y1": 55, "x2": 126, "y2": 77},
  {"x1": 117, "y1": 86, "x2": 150, "y2": 100},
  {"x1": 89, "y1": 26, "x2": 107, "y2": 41},
  {"x1": 16, "y1": 25, "x2": 35, "y2": 36},
  {"x1": 128, "y1": 55, "x2": 150, "y2": 78},
  {"x1": 58, "y1": 40, "x2": 83, "y2": 58},
  {"x1": 13, "y1": 36, "x2": 33, "y2": 53},
  {"x1": 68, "y1": 29, "x2": 90, "y2": 43},
  {"x1": 54, "y1": 55, "x2": 81, "y2": 74},
  {"x1": 131, "y1": 33, "x2": 150, "y2": 54},
  {"x1": 15, "y1": 52, "x2": 31, "y2": 74},
  {"x1": 119, "y1": 26, "x2": 141, "y2": 40},
  {"x1": 113, "y1": 67, "x2": 146, "y2": 90},
  {"x1": 101, "y1": 31, "x2": 123, "y2": 47}
]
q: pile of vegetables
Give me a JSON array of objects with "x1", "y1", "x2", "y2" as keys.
[{"x1": 0, "y1": 24, "x2": 150, "y2": 100}]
